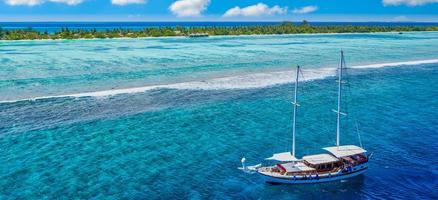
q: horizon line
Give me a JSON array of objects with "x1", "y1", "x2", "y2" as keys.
[{"x1": 1, "y1": 20, "x2": 438, "y2": 23}]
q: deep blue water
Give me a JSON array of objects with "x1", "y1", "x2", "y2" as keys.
[
  {"x1": 1, "y1": 21, "x2": 438, "y2": 33},
  {"x1": 1, "y1": 64, "x2": 438, "y2": 199},
  {"x1": 1, "y1": 33, "x2": 438, "y2": 199}
]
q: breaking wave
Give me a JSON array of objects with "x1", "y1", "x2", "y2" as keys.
[{"x1": 1, "y1": 59, "x2": 437, "y2": 104}]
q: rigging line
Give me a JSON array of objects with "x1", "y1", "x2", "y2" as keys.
[
  {"x1": 295, "y1": 67, "x2": 307, "y2": 155},
  {"x1": 343, "y1": 53, "x2": 362, "y2": 146},
  {"x1": 355, "y1": 121, "x2": 364, "y2": 149},
  {"x1": 299, "y1": 67, "x2": 311, "y2": 103},
  {"x1": 343, "y1": 57, "x2": 351, "y2": 136},
  {"x1": 295, "y1": 67, "x2": 305, "y2": 97},
  {"x1": 344, "y1": 55, "x2": 356, "y2": 131},
  {"x1": 345, "y1": 56, "x2": 354, "y2": 139},
  {"x1": 299, "y1": 67, "x2": 306, "y2": 83}
]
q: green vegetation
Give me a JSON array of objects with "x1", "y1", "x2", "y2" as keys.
[{"x1": 1, "y1": 22, "x2": 438, "y2": 40}]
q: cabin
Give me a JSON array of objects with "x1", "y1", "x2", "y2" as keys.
[{"x1": 302, "y1": 154, "x2": 341, "y2": 172}]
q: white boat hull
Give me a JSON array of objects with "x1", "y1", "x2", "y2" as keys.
[{"x1": 258, "y1": 164, "x2": 368, "y2": 184}]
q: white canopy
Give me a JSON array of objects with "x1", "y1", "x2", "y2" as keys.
[
  {"x1": 266, "y1": 152, "x2": 298, "y2": 162},
  {"x1": 302, "y1": 154, "x2": 339, "y2": 165},
  {"x1": 323, "y1": 145, "x2": 367, "y2": 158},
  {"x1": 278, "y1": 162, "x2": 315, "y2": 172}
]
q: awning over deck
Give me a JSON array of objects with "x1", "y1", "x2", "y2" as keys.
[
  {"x1": 277, "y1": 162, "x2": 315, "y2": 172},
  {"x1": 302, "y1": 154, "x2": 339, "y2": 165},
  {"x1": 323, "y1": 145, "x2": 367, "y2": 158},
  {"x1": 266, "y1": 152, "x2": 298, "y2": 162}
]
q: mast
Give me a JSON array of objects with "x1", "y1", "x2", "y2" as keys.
[
  {"x1": 292, "y1": 65, "x2": 299, "y2": 157},
  {"x1": 336, "y1": 51, "x2": 344, "y2": 147}
]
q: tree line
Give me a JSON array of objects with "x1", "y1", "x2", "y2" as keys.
[{"x1": 1, "y1": 22, "x2": 437, "y2": 40}]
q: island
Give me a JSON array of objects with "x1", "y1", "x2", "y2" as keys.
[{"x1": 1, "y1": 21, "x2": 438, "y2": 40}]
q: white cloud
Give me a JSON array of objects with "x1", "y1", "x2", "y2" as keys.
[
  {"x1": 292, "y1": 6, "x2": 318, "y2": 14},
  {"x1": 169, "y1": 0, "x2": 210, "y2": 17},
  {"x1": 5, "y1": 0, "x2": 83, "y2": 6},
  {"x1": 111, "y1": 0, "x2": 145, "y2": 6},
  {"x1": 50, "y1": 0, "x2": 83, "y2": 5},
  {"x1": 383, "y1": 0, "x2": 438, "y2": 6},
  {"x1": 5, "y1": 0, "x2": 43, "y2": 6},
  {"x1": 223, "y1": 3, "x2": 288, "y2": 17},
  {"x1": 5, "y1": 0, "x2": 147, "y2": 6}
]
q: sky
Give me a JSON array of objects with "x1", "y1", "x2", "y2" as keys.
[{"x1": 0, "y1": 0, "x2": 437, "y2": 22}]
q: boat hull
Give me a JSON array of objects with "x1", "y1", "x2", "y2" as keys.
[{"x1": 258, "y1": 164, "x2": 368, "y2": 184}]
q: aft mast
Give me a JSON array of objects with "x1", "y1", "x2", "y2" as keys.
[
  {"x1": 292, "y1": 66, "x2": 300, "y2": 157},
  {"x1": 336, "y1": 51, "x2": 345, "y2": 147}
]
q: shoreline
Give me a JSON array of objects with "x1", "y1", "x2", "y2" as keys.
[{"x1": 1, "y1": 30, "x2": 438, "y2": 42}]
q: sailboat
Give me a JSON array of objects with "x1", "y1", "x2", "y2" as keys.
[{"x1": 241, "y1": 51, "x2": 369, "y2": 184}]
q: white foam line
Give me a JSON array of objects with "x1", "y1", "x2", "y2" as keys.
[
  {"x1": 0, "y1": 68, "x2": 335, "y2": 104},
  {"x1": 351, "y1": 59, "x2": 438, "y2": 69},
  {"x1": 1, "y1": 58, "x2": 437, "y2": 104},
  {"x1": 0, "y1": 85, "x2": 161, "y2": 104}
]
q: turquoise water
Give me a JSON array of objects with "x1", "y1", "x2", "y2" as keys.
[{"x1": 1, "y1": 32, "x2": 438, "y2": 199}]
